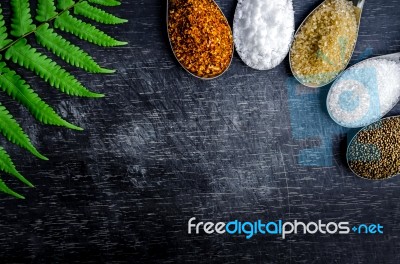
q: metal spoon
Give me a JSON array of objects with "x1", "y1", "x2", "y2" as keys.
[
  {"x1": 347, "y1": 115, "x2": 400, "y2": 180},
  {"x1": 289, "y1": 0, "x2": 366, "y2": 88},
  {"x1": 327, "y1": 52, "x2": 400, "y2": 128},
  {"x1": 370, "y1": 52, "x2": 400, "y2": 63},
  {"x1": 166, "y1": 0, "x2": 234, "y2": 80}
]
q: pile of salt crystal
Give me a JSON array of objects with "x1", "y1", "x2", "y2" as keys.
[
  {"x1": 327, "y1": 59, "x2": 400, "y2": 128},
  {"x1": 233, "y1": 0, "x2": 294, "y2": 70}
]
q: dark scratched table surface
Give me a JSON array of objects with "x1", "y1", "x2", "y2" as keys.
[{"x1": 0, "y1": 0, "x2": 399, "y2": 263}]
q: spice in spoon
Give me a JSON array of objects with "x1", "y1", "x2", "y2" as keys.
[
  {"x1": 290, "y1": 0, "x2": 359, "y2": 87},
  {"x1": 347, "y1": 117, "x2": 400, "y2": 180},
  {"x1": 327, "y1": 59, "x2": 400, "y2": 128},
  {"x1": 167, "y1": 0, "x2": 233, "y2": 79},
  {"x1": 233, "y1": 0, "x2": 294, "y2": 70}
]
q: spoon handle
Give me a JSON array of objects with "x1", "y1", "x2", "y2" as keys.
[
  {"x1": 374, "y1": 52, "x2": 400, "y2": 63},
  {"x1": 350, "y1": 0, "x2": 365, "y2": 9},
  {"x1": 393, "y1": 52, "x2": 400, "y2": 63}
]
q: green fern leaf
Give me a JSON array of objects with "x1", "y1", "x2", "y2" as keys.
[
  {"x1": 55, "y1": 11, "x2": 127, "y2": 47},
  {"x1": 57, "y1": 0, "x2": 75, "y2": 10},
  {"x1": 0, "y1": 146, "x2": 33, "y2": 189},
  {"x1": 36, "y1": 0, "x2": 57, "y2": 22},
  {"x1": 88, "y1": 0, "x2": 121, "y2": 6},
  {"x1": 36, "y1": 23, "x2": 114, "y2": 74},
  {"x1": 5, "y1": 39, "x2": 104, "y2": 98},
  {"x1": 0, "y1": 103, "x2": 47, "y2": 160},
  {"x1": 74, "y1": 1, "x2": 127, "y2": 25},
  {"x1": 0, "y1": 61, "x2": 82, "y2": 130},
  {"x1": 0, "y1": 177, "x2": 24, "y2": 199},
  {"x1": 10, "y1": 0, "x2": 36, "y2": 37},
  {"x1": 0, "y1": 5, "x2": 12, "y2": 49},
  {"x1": 0, "y1": 0, "x2": 127, "y2": 198}
]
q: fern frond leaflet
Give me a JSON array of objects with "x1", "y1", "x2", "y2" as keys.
[
  {"x1": 36, "y1": 0, "x2": 57, "y2": 22},
  {"x1": 55, "y1": 11, "x2": 127, "y2": 47},
  {"x1": 74, "y1": 1, "x2": 127, "y2": 25},
  {"x1": 57, "y1": 0, "x2": 75, "y2": 10},
  {"x1": 0, "y1": 146, "x2": 33, "y2": 188},
  {"x1": 0, "y1": 176, "x2": 24, "y2": 199},
  {"x1": 0, "y1": 62, "x2": 83, "y2": 130},
  {"x1": 0, "y1": 103, "x2": 47, "y2": 160},
  {"x1": 35, "y1": 23, "x2": 115, "y2": 73},
  {"x1": 0, "y1": 5, "x2": 12, "y2": 49},
  {"x1": 10, "y1": 0, "x2": 36, "y2": 37},
  {"x1": 5, "y1": 39, "x2": 105, "y2": 98},
  {"x1": 88, "y1": 0, "x2": 121, "y2": 6}
]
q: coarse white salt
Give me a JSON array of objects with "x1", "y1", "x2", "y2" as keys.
[
  {"x1": 327, "y1": 59, "x2": 400, "y2": 128},
  {"x1": 233, "y1": 0, "x2": 294, "y2": 70}
]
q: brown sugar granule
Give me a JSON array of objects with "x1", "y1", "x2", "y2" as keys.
[
  {"x1": 347, "y1": 117, "x2": 400, "y2": 180},
  {"x1": 290, "y1": 0, "x2": 359, "y2": 87},
  {"x1": 168, "y1": 0, "x2": 233, "y2": 78}
]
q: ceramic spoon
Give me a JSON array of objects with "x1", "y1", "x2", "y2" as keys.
[
  {"x1": 289, "y1": 0, "x2": 366, "y2": 88},
  {"x1": 327, "y1": 52, "x2": 400, "y2": 128},
  {"x1": 166, "y1": 0, "x2": 234, "y2": 80},
  {"x1": 347, "y1": 115, "x2": 400, "y2": 180}
]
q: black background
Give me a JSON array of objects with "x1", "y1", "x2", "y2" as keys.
[{"x1": 0, "y1": 0, "x2": 399, "y2": 263}]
